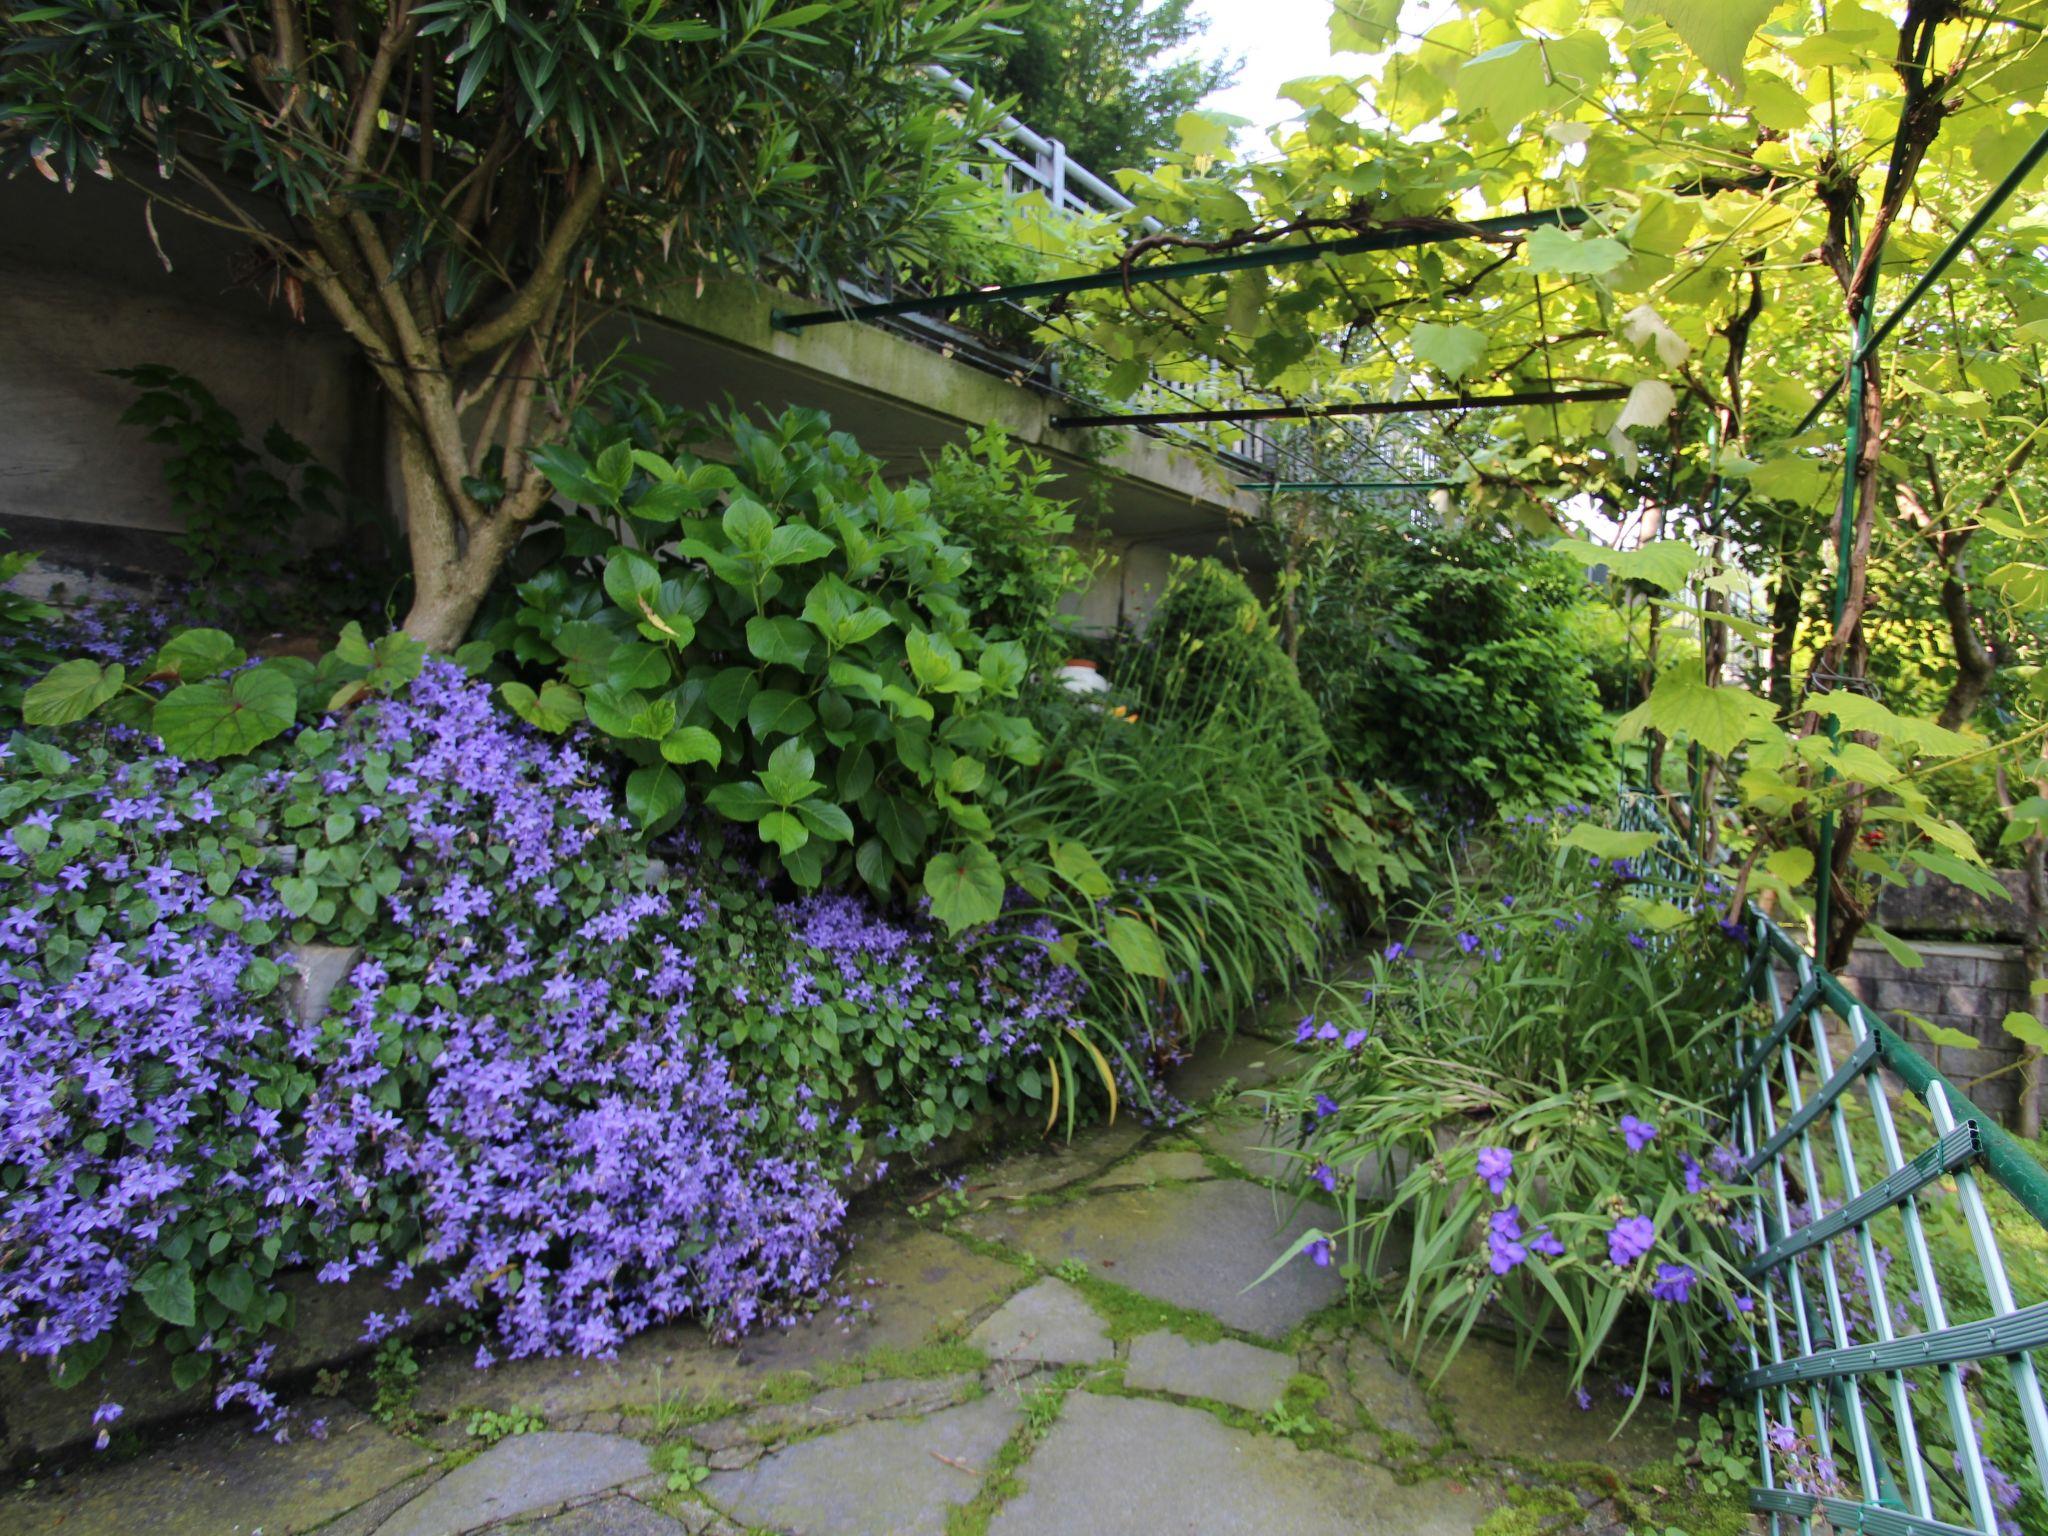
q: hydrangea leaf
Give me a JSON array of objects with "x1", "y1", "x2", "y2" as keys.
[
  {"x1": 152, "y1": 666, "x2": 297, "y2": 759},
  {"x1": 922, "y1": 843, "x2": 1004, "y2": 934},
  {"x1": 746, "y1": 615, "x2": 815, "y2": 670}
]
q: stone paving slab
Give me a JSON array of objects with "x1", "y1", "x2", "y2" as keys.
[
  {"x1": 374, "y1": 1432, "x2": 652, "y2": 1536},
  {"x1": 1164, "y1": 1034, "x2": 1306, "y2": 1102},
  {"x1": 959, "y1": 1121, "x2": 1146, "y2": 1201},
  {"x1": 688, "y1": 1375, "x2": 979, "y2": 1463},
  {"x1": 1088, "y1": 1149, "x2": 1215, "y2": 1191},
  {"x1": 503, "y1": 1495, "x2": 695, "y2": 1534},
  {"x1": 1418, "y1": 1335, "x2": 1691, "y2": 1469},
  {"x1": 703, "y1": 1391, "x2": 1018, "y2": 1536},
  {"x1": 959, "y1": 1178, "x2": 1343, "y2": 1339},
  {"x1": 964, "y1": 1279, "x2": 1112, "y2": 1368},
  {"x1": 1124, "y1": 1332, "x2": 1295, "y2": 1414},
  {"x1": 0, "y1": 1404, "x2": 433, "y2": 1536},
  {"x1": 1345, "y1": 1339, "x2": 1442, "y2": 1447},
  {"x1": 1188, "y1": 1110, "x2": 1300, "y2": 1182},
  {"x1": 984, "y1": 1392, "x2": 1495, "y2": 1536}
]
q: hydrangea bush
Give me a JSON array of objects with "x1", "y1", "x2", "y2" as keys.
[
  {"x1": 0, "y1": 655, "x2": 1105, "y2": 1434},
  {"x1": 1258, "y1": 811, "x2": 1757, "y2": 1415}
]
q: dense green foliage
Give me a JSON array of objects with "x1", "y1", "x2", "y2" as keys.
[
  {"x1": 925, "y1": 426, "x2": 1095, "y2": 673},
  {"x1": 1263, "y1": 814, "x2": 1751, "y2": 1411},
  {"x1": 1294, "y1": 516, "x2": 1612, "y2": 812},
  {"x1": 490, "y1": 406, "x2": 1039, "y2": 925},
  {"x1": 970, "y1": 0, "x2": 1238, "y2": 172}
]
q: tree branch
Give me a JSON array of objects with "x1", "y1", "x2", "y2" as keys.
[{"x1": 447, "y1": 162, "x2": 610, "y2": 365}]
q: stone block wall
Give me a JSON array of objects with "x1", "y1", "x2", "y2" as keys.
[{"x1": 1839, "y1": 937, "x2": 2043, "y2": 1128}]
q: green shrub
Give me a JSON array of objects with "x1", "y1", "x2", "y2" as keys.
[
  {"x1": 0, "y1": 544, "x2": 60, "y2": 728},
  {"x1": 1293, "y1": 516, "x2": 1613, "y2": 812},
  {"x1": 925, "y1": 425, "x2": 1095, "y2": 671},
  {"x1": 1134, "y1": 556, "x2": 1330, "y2": 763},
  {"x1": 1257, "y1": 813, "x2": 1753, "y2": 1413},
  {"x1": 494, "y1": 406, "x2": 1042, "y2": 925}
]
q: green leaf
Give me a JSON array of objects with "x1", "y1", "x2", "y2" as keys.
[
  {"x1": 1864, "y1": 921, "x2": 1924, "y2": 972},
  {"x1": 1558, "y1": 825, "x2": 1658, "y2": 860},
  {"x1": 1524, "y1": 225, "x2": 1630, "y2": 276},
  {"x1": 500, "y1": 680, "x2": 585, "y2": 733},
  {"x1": 1635, "y1": 0, "x2": 1775, "y2": 84},
  {"x1": 1910, "y1": 1016, "x2": 1979, "y2": 1050},
  {"x1": 1618, "y1": 671, "x2": 1776, "y2": 758},
  {"x1": 135, "y1": 1262, "x2": 197, "y2": 1328},
  {"x1": 206, "y1": 1265, "x2": 255, "y2": 1315},
  {"x1": 625, "y1": 765, "x2": 686, "y2": 830},
  {"x1": 1050, "y1": 840, "x2": 1114, "y2": 900},
  {"x1": 746, "y1": 615, "x2": 816, "y2": 669},
  {"x1": 1814, "y1": 693, "x2": 1975, "y2": 757},
  {"x1": 151, "y1": 628, "x2": 243, "y2": 680},
  {"x1": 794, "y1": 799, "x2": 855, "y2": 842},
  {"x1": 759, "y1": 737, "x2": 823, "y2": 805},
  {"x1": 1456, "y1": 40, "x2": 1548, "y2": 129},
  {"x1": 24, "y1": 659, "x2": 125, "y2": 725},
  {"x1": 152, "y1": 666, "x2": 298, "y2": 758},
  {"x1": 1105, "y1": 914, "x2": 1169, "y2": 979},
  {"x1": 1409, "y1": 322, "x2": 1488, "y2": 382},
  {"x1": 1174, "y1": 109, "x2": 1242, "y2": 158},
  {"x1": 758, "y1": 809, "x2": 810, "y2": 854},
  {"x1": 602, "y1": 547, "x2": 661, "y2": 610},
  {"x1": 277, "y1": 876, "x2": 318, "y2": 917},
  {"x1": 747, "y1": 689, "x2": 818, "y2": 739},
  {"x1": 1559, "y1": 537, "x2": 1698, "y2": 594},
  {"x1": 659, "y1": 726, "x2": 723, "y2": 766},
  {"x1": 2003, "y1": 1011, "x2": 2048, "y2": 1053},
  {"x1": 922, "y1": 844, "x2": 1005, "y2": 934},
  {"x1": 765, "y1": 523, "x2": 836, "y2": 568},
  {"x1": 706, "y1": 781, "x2": 776, "y2": 822}
]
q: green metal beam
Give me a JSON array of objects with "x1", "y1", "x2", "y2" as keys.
[
  {"x1": 1052, "y1": 385, "x2": 1627, "y2": 430},
  {"x1": 768, "y1": 205, "x2": 1596, "y2": 331}
]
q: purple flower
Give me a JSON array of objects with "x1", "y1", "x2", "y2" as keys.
[
  {"x1": 1311, "y1": 1163, "x2": 1338, "y2": 1194},
  {"x1": 1487, "y1": 1207, "x2": 1528, "y2": 1274},
  {"x1": 1307, "y1": 1238, "x2": 1334, "y2": 1268},
  {"x1": 1475, "y1": 1146, "x2": 1513, "y2": 1196},
  {"x1": 1382, "y1": 941, "x2": 1407, "y2": 963},
  {"x1": 1528, "y1": 1224, "x2": 1565, "y2": 1257},
  {"x1": 1649, "y1": 1263, "x2": 1697, "y2": 1303},
  {"x1": 1295, "y1": 1016, "x2": 1317, "y2": 1043},
  {"x1": 1313, "y1": 1093, "x2": 1340, "y2": 1120},
  {"x1": 1618, "y1": 1114, "x2": 1658, "y2": 1153},
  {"x1": 1608, "y1": 1215, "x2": 1656, "y2": 1267},
  {"x1": 1680, "y1": 1153, "x2": 1708, "y2": 1194},
  {"x1": 1341, "y1": 1028, "x2": 1369, "y2": 1051},
  {"x1": 1572, "y1": 1386, "x2": 1591, "y2": 1410}
]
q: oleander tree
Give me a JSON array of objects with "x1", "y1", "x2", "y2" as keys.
[
  {"x1": 0, "y1": 0, "x2": 1003, "y2": 647},
  {"x1": 1031, "y1": 0, "x2": 2048, "y2": 963}
]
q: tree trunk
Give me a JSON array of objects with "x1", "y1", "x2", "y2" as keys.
[
  {"x1": 393, "y1": 414, "x2": 521, "y2": 651},
  {"x1": 1768, "y1": 572, "x2": 1801, "y2": 713}
]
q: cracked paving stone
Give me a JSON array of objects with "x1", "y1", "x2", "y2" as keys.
[
  {"x1": 501, "y1": 1494, "x2": 697, "y2": 1534},
  {"x1": 0, "y1": 1404, "x2": 433, "y2": 1536},
  {"x1": 959, "y1": 1179, "x2": 1342, "y2": 1339},
  {"x1": 702, "y1": 1391, "x2": 1019, "y2": 1536},
  {"x1": 964, "y1": 1278, "x2": 1113, "y2": 1368},
  {"x1": 373, "y1": 1432, "x2": 652, "y2": 1536},
  {"x1": 1089, "y1": 1150, "x2": 1216, "y2": 1191},
  {"x1": 1345, "y1": 1339, "x2": 1442, "y2": 1447},
  {"x1": 985, "y1": 1393, "x2": 1495, "y2": 1536},
  {"x1": 687, "y1": 1374, "x2": 979, "y2": 1457},
  {"x1": 1123, "y1": 1332, "x2": 1296, "y2": 1414}
]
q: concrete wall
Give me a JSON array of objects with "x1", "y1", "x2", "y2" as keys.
[{"x1": 0, "y1": 174, "x2": 373, "y2": 592}]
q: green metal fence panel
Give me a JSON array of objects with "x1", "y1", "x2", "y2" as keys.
[{"x1": 1618, "y1": 794, "x2": 2048, "y2": 1535}]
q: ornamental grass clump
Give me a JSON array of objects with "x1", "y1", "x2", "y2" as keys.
[{"x1": 1259, "y1": 811, "x2": 1758, "y2": 1415}]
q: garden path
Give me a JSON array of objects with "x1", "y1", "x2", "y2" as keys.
[{"x1": 3, "y1": 1037, "x2": 1706, "y2": 1536}]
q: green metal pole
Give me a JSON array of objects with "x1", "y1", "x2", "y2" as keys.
[{"x1": 1812, "y1": 288, "x2": 1875, "y2": 956}]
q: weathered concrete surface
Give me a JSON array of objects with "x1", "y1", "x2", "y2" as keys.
[
  {"x1": 1123, "y1": 1332, "x2": 1295, "y2": 1414},
  {"x1": 1346, "y1": 1340, "x2": 1442, "y2": 1447},
  {"x1": 688, "y1": 1375, "x2": 979, "y2": 1462},
  {"x1": 960, "y1": 1178, "x2": 1343, "y2": 1339},
  {"x1": 1419, "y1": 1335, "x2": 1691, "y2": 1469},
  {"x1": 503, "y1": 1495, "x2": 694, "y2": 1535},
  {"x1": 1188, "y1": 1109, "x2": 1300, "y2": 1182},
  {"x1": 0, "y1": 1405, "x2": 432, "y2": 1536},
  {"x1": 702, "y1": 1392, "x2": 1018, "y2": 1536},
  {"x1": 1164, "y1": 1035, "x2": 1306, "y2": 1103},
  {"x1": 964, "y1": 1280, "x2": 1112, "y2": 1369},
  {"x1": 1089, "y1": 1149, "x2": 1215, "y2": 1191},
  {"x1": 959, "y1": 1121, "x2": 1146, "y2": 1202},
  {"x1": 984, "y1": 1393, "x2": 1495, "y2": 1536},
  {"x1": 374, "y1": 1432, "x2": 651, "y2": 1536}
]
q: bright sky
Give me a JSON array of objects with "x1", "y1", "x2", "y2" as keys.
[{"x1": 1191, "y1": 0, "x2": 1342, "y2": 135}]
